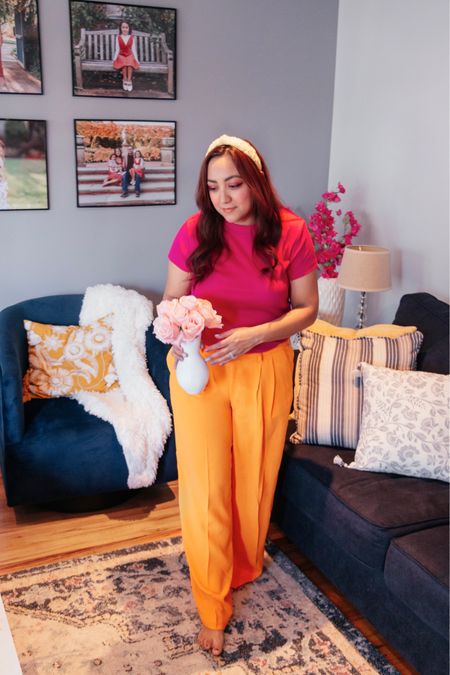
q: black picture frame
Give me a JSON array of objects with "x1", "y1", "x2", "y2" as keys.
[
  {"x1": 0, "y1": 0, "x2": 44, "y2": 95},
  {"x1": 69, "y1": 1, "x2": 176, "y2": 100},
  {"x1": 74, "y1": 118, "x2": 176, "y2": 208},
  {"x1": 0, "y1": 118, "x2": 49, "y2": 211}
]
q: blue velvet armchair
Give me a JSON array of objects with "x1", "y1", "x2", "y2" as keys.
[{"x1": 0, "y1": 294, "x2": 177, "y2": 507}]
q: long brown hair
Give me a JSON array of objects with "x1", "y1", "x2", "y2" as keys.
[{"x1": 188, "y1": 141, "x2": 284, "y2": 282}]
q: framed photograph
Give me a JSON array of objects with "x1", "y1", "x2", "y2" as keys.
[
  {"x1": 69, "y1": 1, "x2": 176, "y2": 99},
  {"x1": 0, "y1": 0, "x2": 43, "y2": 94},
  {"x1": 74, "y1": 119, "x2": 176, "y2": 207},
  {"x1": 0, "y1": 119, "x2": 49, "y2": 211}
]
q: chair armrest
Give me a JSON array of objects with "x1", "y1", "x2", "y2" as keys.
[
  {"x1": 74, "y1": 28, "x2": 86, "y2": 55},
  {"x1": 0, "y1": 305, "x2": 28, "y2": 444},
  {"x1": 0, "y1": 294, "x2": 85, "y2": 446},
  {"x1": 145, "y1": 329, "x2": 171, "y2": 407},
  {"x1": 0, "y1": 370, "x2": 5, "y2": 470},
  {"x1": 159, "y1": 33, "x2": 172, "y2": 61}
]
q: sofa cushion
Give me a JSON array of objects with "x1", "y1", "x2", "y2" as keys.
[
  {"x1": 394, "y1": 292, "x2": 449, "y2": 375},
  {"x1": 384, "y1": 525, "x2": 449, "y2": 639},
  {"x1": 23, "y1": 317, "x2": 119, "y2": 399},
  {"x1": 281, "y1": 432, "x2": 449, "y2": 570},
  {"x1": 335, "y1": 363, "x2": 449, "y2": 482},
  {"x1": 291, "y1": 324, "x2": 422, "y2": 449}
]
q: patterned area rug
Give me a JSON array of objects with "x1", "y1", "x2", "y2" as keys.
[{"x1": 0, "y1": 537, "x2": 398, "y2": 674}]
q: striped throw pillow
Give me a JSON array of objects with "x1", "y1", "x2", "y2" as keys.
[{"x1": 291, "y1": 322, "x2": 423, "y2": 449}]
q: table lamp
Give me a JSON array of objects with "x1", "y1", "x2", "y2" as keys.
[{"x1": 338, "y1": 245, "x2": 391, "y2": 328}]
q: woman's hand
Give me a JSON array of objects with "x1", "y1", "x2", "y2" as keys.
[
  {"x1": 204, "y1": 326, "x2": 262, "y2": 365},
  {"x1": 171, "y1": 342, "x2": 187, "y2": 364}
]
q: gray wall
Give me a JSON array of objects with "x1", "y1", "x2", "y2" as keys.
[
  {"x1": 329, "y1": 0, "x2": 449, "y2": 326},
  {"x1": 0, "y1": 0, "x2": 339, "y2": 310}
]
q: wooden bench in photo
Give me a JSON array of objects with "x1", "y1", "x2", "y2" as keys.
[{"x1": 74, "y1": 28, "x2": 174, "y2": 95}]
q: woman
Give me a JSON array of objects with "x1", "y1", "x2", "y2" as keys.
[
  {"x1": 102, "y1": 151, "x2": 124, "y2": 187},
  {"x1": 164, "y1": 134, "x2": 318, "y2": 656},
  {"x1": 112, "y1": 21, "x2": 140, "y2": 92}
]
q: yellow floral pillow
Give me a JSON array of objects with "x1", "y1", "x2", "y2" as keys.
[{"x1": 23, "y1": 317, "x2": 119, "y2": 400}]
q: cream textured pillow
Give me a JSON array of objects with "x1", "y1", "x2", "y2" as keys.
[
  {"x1": 23, "y1": 317, "x2": 119, "y2": 400},
  {"x1": 334, "y1": 363, "x2": 449, "y2": 481},
  {"x1": 291, "y1": 321, "x2": 423, "y2": 449}
]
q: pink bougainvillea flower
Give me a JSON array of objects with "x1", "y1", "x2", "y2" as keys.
[
  {"x1": 315, "y1": 201, "x2": 329, "y2": 215},
  {"x1": 322, "y1": 192, "x2": 341, "y2": 203},
  {"x1": 307, "y1": 183, "x2": 362, "y2": 278}
]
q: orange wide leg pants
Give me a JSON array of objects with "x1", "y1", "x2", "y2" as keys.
[{"x1": 168, "y1": 340, "x2": 294, "y2": 630}]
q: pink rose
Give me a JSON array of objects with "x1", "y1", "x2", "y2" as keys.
[
  {"x1": 181, "y1": 310, "x2": 205, "y2": 341},
  {"x1": 153, "y1": 315, "x2": 180, "y2": 344},
  {"x1": 156, "y1": 299, "x2": 177, "y2": 318},
  {"x1": 179, "y1": 295, "x2": 198, "y2": 310},
  {"x1": 196, "y1": 299, "x2": 222, "y2": 328},
  {"x1": 171, "y1": 302, "x2": 189, "y2": 324}
]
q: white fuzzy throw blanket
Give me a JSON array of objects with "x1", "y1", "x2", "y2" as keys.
[{"x1": 73, "y1": 284, "x2": 172, "y2": 489}]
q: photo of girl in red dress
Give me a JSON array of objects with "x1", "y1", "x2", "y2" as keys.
[
  {"x1": 112, "y1": 21, "x2": 140, "y2": 92},
  {"x1": 69, "y1": 2, "x2": 176, "y2": 100}
]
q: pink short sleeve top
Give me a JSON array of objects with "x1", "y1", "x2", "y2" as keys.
[{"x1": 168, "y1": 207, "x2": 317, "y2": 353}]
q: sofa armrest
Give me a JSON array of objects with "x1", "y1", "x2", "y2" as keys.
[{"x1": 394, "y1": 292, "x2": 449, "y2": 374}]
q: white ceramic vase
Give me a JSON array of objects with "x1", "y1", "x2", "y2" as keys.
[
  {"x1": 317, "y1": 276, "x2": 345, "y2": 326},
  {"x1": 175, "y1": 335, "x2": 209, "y2": 395}
]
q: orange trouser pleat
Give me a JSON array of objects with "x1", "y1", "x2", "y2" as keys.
[{"x1": 168, "y1": 340, "x2": 294, "y2": 630}]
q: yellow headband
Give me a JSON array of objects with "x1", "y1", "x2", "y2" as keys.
[{"x1": 206, "y1": 134, "x2": 263, "y2": 171}]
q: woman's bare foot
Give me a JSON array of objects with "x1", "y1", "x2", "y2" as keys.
[{"x1": 197, "y1": 625, "x2": 224, "y2": 656}]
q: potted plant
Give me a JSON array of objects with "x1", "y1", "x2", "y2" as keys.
[{"x1": 308, "y1": 183, "x2": 362, "y2": 325}]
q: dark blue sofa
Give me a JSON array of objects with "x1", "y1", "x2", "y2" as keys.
[
  {"x1": 0, "y1": 294, "x2": 177, "y2": 507},
  {"x1": 273, "y1": 293, "x2": 449, "y2": 675}
]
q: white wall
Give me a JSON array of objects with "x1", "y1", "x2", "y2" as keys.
[
  {"x1": 329, "y1": 0, "x2": 449, "y2": 326},
  {"x1": 0, "y1": 0, "x2": 339, "y2": 310}
]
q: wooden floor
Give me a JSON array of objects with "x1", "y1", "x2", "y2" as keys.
[{"x1": 0, "y1": 478, "x2": 416, "y2": 674}]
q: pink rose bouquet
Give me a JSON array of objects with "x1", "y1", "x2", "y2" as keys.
[
  {"x1": 153, "y1": 295, "x2": 222, "y2": 345},
  {"x1": 308, "y1": 182, "x2": 362, "y2": 278}
]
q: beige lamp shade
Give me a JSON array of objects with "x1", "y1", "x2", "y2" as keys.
[{"x1": 338, "y1": 245, "x2": 392, "y2": 292}]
